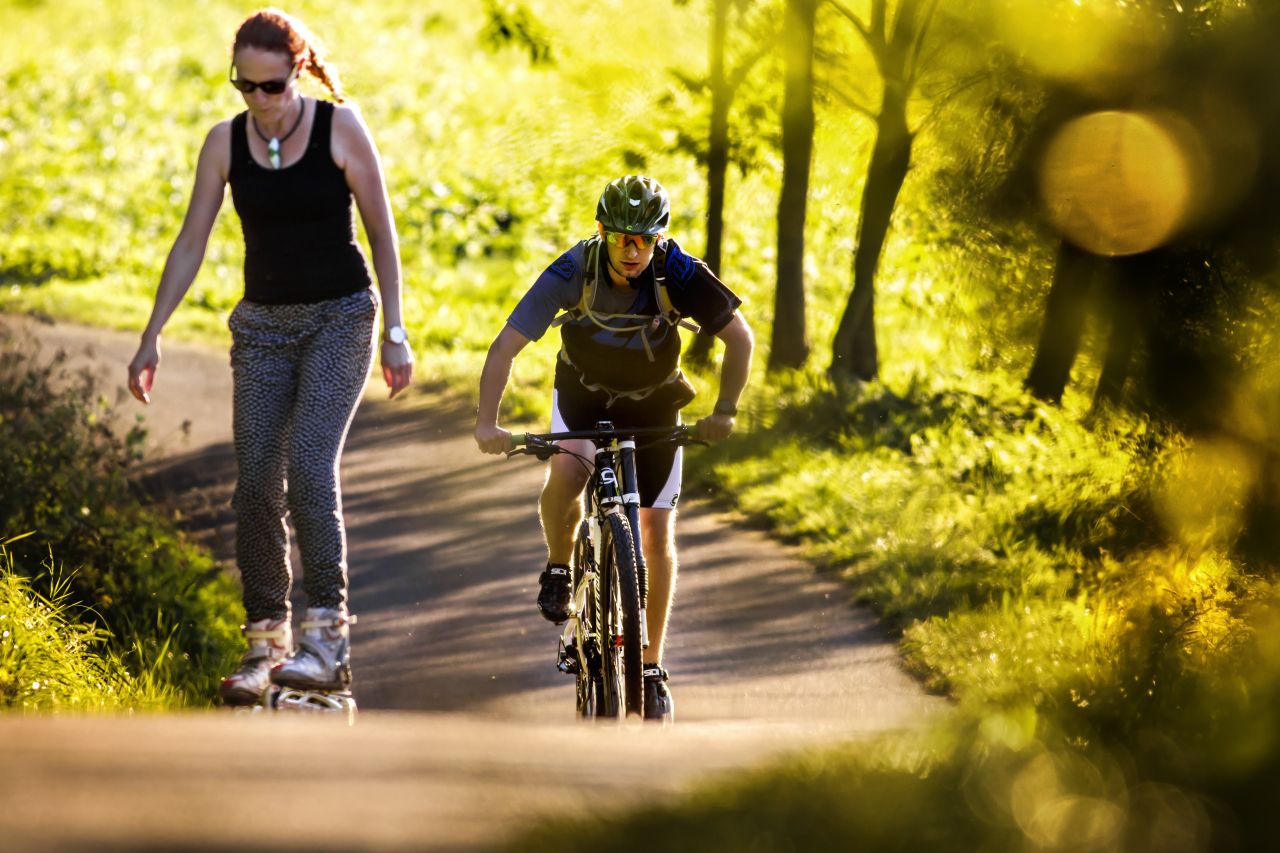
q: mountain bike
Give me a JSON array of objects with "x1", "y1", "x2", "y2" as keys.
[{"x1": 508, "y1": 422, "x2": 701, "y2": 719}]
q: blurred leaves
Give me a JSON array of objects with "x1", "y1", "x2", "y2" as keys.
[{"x1": 480, "y1": 0, "x2": 554, "y2": 65}]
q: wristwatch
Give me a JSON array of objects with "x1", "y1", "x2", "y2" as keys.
[
  {"x1": 713, "y1": 399, "x2": 738, "y2": 417},
  {"x1": 384, "y1": 325, "x2": 408, "y2": 345}
]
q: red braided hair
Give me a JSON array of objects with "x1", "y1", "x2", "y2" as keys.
[{"x1": 232, "y1": 8, "x2": 346, "y2": 103}]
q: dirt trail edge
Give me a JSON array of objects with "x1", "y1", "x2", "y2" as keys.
[{"x1": 0, "y1": 315, "x2": 942, "y2": 852}]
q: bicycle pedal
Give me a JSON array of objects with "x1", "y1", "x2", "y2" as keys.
[
  {"x1": 557, "y1": 642, "x2": 582, "y2": 675},
  {"x1": 556, "y1": 657, "x2": 581, "y2": 675}
]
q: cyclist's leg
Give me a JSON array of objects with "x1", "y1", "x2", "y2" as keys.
[
  {"x1": 539, "y1": 451, "x2": 592, "y2": 563},
  {"x1": 638, "y1": 506, "x2": 677, "y2": 662},
  {"x1": 638, "y1": 507, "x2": 677, "y2": 724},
  {"x1": 621, "y1": 395, "x2": 683, "y2": 661},
  {"x1": 536, "y1": 387, "x2": 598, "y2": 622},
  {"x1": 539, "y1": 389, "x2": 595, "y2": 563},
  {"x1": 604, "y1": 395, "x2": 682, "y2": 722}
]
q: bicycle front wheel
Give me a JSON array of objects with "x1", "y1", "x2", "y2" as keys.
[
  {"x1": 571, "y1": 519, "x2": 602, "y2": 718},
  {"x1": 599, "y1": 512, "x2": 643, "y2": 719}
]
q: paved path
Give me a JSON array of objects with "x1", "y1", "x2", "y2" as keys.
[{"x1": 0, "y1": 315, "x2": 942, "y2": 852}]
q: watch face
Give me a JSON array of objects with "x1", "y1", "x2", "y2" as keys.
[{"x1": 386, "y1": 325, "x2": 406, "y2": 344}]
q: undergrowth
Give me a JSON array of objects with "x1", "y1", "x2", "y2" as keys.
[
  {"x1": 0, "y1": 330, "x2": 242, "y2": 706},
  {"x1": 0, "y1": 538, "x2": 177, "y2": 711}
]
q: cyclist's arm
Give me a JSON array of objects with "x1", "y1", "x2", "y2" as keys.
[
  {"x1": 714, "y1": 311, "x2": 753, "y2": 410},
  {"x1": 475, "y1": 323, "x2": 531, "y2": 453},
  {"x1": 698, "y1": 311, "x2": 753, "y2": 441}
]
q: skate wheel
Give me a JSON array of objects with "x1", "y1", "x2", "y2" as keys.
[{"x1": 272, "y1": 687, "x2": 357, "y2": 725}]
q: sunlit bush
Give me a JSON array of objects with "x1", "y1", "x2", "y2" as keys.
[{"x1": 0, "y1": 330, "x2": 241, "y2": 704}]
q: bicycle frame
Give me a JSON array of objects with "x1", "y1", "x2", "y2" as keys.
[
  {"x1": 585, "y1": 424, "x2": 650, "y2": 648},
  {"x1": 510, "y1": 422, "x2": 698, "y2": 718}
]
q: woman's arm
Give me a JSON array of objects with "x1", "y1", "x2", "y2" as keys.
[
  {"x1": 333, "y1": 104, "x2": 413, "y2": 398},
  {"x1": 128, "y1": 122, "x2": 231, "y2": 403}
]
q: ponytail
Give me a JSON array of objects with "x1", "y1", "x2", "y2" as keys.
[
  {"x1": 233, "y1": 8, "x2": 346, "y2": 103},
  {"x1": 304, "y1": 44, "x2": 345, "y2": 103}
]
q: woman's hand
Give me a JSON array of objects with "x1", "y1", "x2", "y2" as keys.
[
  {"x1": 381, "y1": 340, "x2": 414, "y2": 399},
  {"x1": 127, "y1": 337, "x2": 160, "y2": 404}
]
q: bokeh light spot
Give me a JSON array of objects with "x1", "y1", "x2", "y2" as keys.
[{"x1": 1039, "y1": 111, "x2": 1192, "y2": 256}]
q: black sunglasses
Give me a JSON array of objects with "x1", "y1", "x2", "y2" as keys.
[{"x1": 228, "y1": 60, "x2": 297, "y2": 95}]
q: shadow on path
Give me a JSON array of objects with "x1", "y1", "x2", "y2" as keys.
[{"x1": 17, "y1": 314, "x2": 940, "y2": 728}]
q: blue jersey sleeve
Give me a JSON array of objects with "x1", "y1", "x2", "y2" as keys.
[
  {"x1": 507, "y1": 248, "x2": 582, "y2": 342},
  {"x1": 663, "y1": 240, "x2": 742, "y2": 336}
]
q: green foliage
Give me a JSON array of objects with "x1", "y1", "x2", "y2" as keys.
[
  {"x1": 0, "y1": 0, "x2": 1055, "y2": 408},
  {"x1": 0, "y1": 539, "x2": 178, "y2": 711},
  {"x1": 0, "y1": 333, "x2": 242, "y2": 704},
  {"x1": 481, "y1": 0, "x2": 554, "y2": 65}
]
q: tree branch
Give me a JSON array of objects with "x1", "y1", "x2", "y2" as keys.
[
  {"x1": 827, "y1": 0, "x2": 873, "y2": 45},
  {"x1": 825, "y1": 84, "x2": 879, "y2": 121},
  {"x1": 870, "y1": 0, "x2": 886, "y2": 40},
  {"x1": 914, "y1": 69, "x2": 987, "y2": 135},
  {"x1": 904, "y1": 0, "x2": 942, "y2": 86},
  {"x1": 727, "y1": 39, "x2": 773, "y2": 95}
]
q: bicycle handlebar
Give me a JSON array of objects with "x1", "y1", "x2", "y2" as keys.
[
  {"x1": 512, "y1": 424, "x2": 698, "y2": 447},
  {"x1": 507, "y1": 424, "x2": 703, "y2": 460}
]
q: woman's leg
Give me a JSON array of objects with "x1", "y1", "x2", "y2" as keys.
[
  {"x1": 222, "y1": 301, "x2": 304, "y2": 703},
  {"x1": 269, "y1": 291, "x2": 375, "y2": 693},
  {"x1": 285, "y1": 290, "x2": 377, "y2": 612},
  {"x1": 229, "y1": 301, "x2": 301, "y2": 623}
]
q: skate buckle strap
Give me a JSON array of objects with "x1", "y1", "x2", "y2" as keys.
[
  {"x1": 643, "y1": 666, "x2": 668, "y2": 681},
  {"x1": 299, "y1": 613, "x2": 358, "y2": 631},
  {"x1": 242, "y1": 624, "x2": 289, "y2": 641},
  {"x1": 545, "y1": 566, "x2": 570, "y2": 578}
]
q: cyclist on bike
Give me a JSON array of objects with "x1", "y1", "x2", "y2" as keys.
[{"x1": 474, "y1": 175, "x2": 753, "y2": 722}]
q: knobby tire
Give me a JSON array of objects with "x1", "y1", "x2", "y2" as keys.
[
  {"x1": 572, "y1": 519, "x2": 601, "y2": 717},
  {"x1": 600, "y1": 512, "x2": 643, "y2": 718}
]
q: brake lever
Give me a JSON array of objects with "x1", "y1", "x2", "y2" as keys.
[{"x1": 506, "y1": 445, "x2": 557, "y2": 461}]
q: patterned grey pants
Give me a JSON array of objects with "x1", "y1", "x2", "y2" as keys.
[{"x1": 228, "y1": 289, "x2": 377, "y2": 621}]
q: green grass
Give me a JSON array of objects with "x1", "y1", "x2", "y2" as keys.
[
  {"x1": 0, "y1": 537, "x2": 179, "y2": 711},
  {"x1": 511, "y1": 374, "x2": 1280, "y2": 850},
  {"x1": 0, "y1": 0, "x2": 1063, "y2": 422}
]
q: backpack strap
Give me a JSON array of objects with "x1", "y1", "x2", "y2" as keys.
[
  {"x1": 550, "y1": 237, "x2": 607, "y2": 330},
  {"x1": 653, "y1": 243, "x2": 701, "y2": 335},
  {"x1": 548, "y1": 238, "x2": 699, "y2": 360}
]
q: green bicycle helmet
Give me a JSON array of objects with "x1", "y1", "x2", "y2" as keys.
[{"x1": 595, "y1": 175, "x2": 670, "y2": 235}]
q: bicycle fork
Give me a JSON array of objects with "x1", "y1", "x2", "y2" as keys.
[
  {"x1": 617, "y1": 440, "x2": 650, "y2": 652},
  {"x1": 598, "y1": 441, "x2": 651, "y2": 652}
]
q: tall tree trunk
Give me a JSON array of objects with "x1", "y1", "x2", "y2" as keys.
[
  {"x1": 1025, "y1": 240, "x2": 1098, "y2": 403},
  {"x1": 830, "y1": 82, "x2": 912, "y2": 381},
  {"x1": 769, "y1": 0, "x2": 816, "y2": 371},
  {"x1": 1092, "y1": 255, "x2": 1151, "y2": 410},
  {"x1": 688, "y1": 0, "x2": 732, "y2": 367}
]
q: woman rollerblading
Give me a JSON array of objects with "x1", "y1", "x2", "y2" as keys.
[{"x1": 127, "y1": 8, "x2": 413, "y2": 716}]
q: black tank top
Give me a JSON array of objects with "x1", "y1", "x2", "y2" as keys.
[{"x1": 228, "y1": 100, "x2": 372, "y2": 304}]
